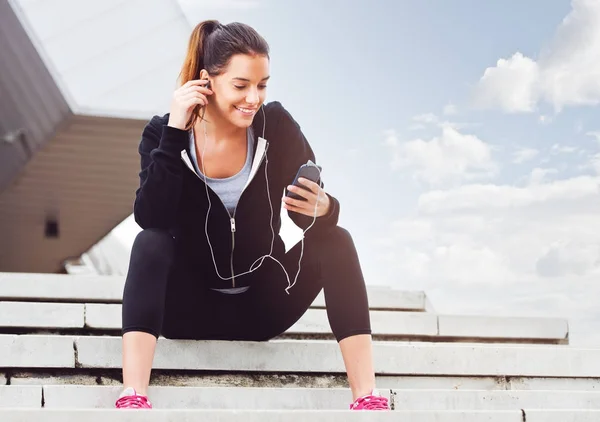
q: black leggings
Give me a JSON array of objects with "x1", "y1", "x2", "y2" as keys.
[{"x1": 122, "y1": 226, "x2": 371, "y2": 342}]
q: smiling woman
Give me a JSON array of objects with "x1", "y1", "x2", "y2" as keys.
[{"x1": 115, "y1": 19, "x2": 389, "y2": 412}]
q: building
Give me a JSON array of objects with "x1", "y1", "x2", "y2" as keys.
[{"x1": 0, "y1": 0, "x2": 191, "y2": 274}]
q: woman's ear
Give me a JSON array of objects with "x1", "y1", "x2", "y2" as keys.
[{"x1": 199, "y1": 69, "x2": 211, "y2": 90}]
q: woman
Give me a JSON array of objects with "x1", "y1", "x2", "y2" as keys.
[{"x1": 116, "y1": 20, "x2": 389, "y2": 411}]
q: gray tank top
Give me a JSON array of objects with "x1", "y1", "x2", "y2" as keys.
[
  {"x1": 189, "y1": 127, "x2": 254, "y2": 214},
  {"x1": 188, "y1": 128, "x2": 254, "y2": 294}
]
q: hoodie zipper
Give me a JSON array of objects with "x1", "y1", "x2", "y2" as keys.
[{"x1": 180, "y1": 141, "x2": 269, "y2": 288}]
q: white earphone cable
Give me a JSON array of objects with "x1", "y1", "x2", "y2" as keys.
[{"x1": 199, "y1": 105, "x2": 322, "y2": 294}]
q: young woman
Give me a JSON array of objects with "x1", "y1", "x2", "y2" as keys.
[{"x1": 115, "y1": 20, "x2": 389, "y2": 411}]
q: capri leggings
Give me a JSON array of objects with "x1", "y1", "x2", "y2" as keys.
[{"x1": 121, "y1": 226, "x2": 371, "y2": 342}]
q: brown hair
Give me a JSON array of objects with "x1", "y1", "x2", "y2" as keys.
[{"x1": 178, "y1": 20, "x2": 270, "y2": 130}]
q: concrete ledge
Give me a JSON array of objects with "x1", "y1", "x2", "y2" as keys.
[
  {"x1": 438, "y1": 315, "x2": 568, "y2": 340},
  {"x1": 85, "y1": 303, "x2": 121, "y2": 329},
  {"x1": 525, "y1": 410, "x2": 600, "y2": 421},
  {"x1": 73, "y1": 336, "x2": 600, "y2": 377},
  {"x1": 391, "y1": 389, "x2": 600, "y2": 410},
  {"x1": 38, "y1": 385, "x2": 600, "y2": 410},
  {"x1": 8, "y1": 408, "x2": 599, "y2": 421},
  {"x1": 3, "y1": 334, "x2": 600, "y2": 376},
  {"x1": 0, "y1": 272, "x2": 427, "y2": 311},
  {"x1": 85, "y1": 304, "x2": 439, "y2": 336},
  {"x1": 0, "y1": 335, "x2": 74, "y2": 368},
  {"x1": 0, "y1": 302, "x2": 557, "y2": 342},
  {"x1": 44, "y1": 386, "x2": 362, "y2": 409},
  {"x1": 0, "y1": 302, "x2": 84, "y2": 328},
  {"x1": 9, "y1": 373, "x2": 600, "y2": 392},
  {"x1": 0, "y1": 386, "x2": 41, "y2": 408},
  {"x1": 312, "y1": 289, "x2": 426, "y2": 311},
  {"x1": 508, "y1": 377, "x2": 600, "y2": 391},
  {"x1": 0, "y1": 273, "x2": 123, "y2": 303},
  {"x1": 8, "y1": 373, "x2": 508, "y2": 390},
  {"x1": 0, "y1": 409, "x2": 526, "y2": 421},
  {"x1": 10, "y1": 374, "x2": 112, "y2": 386},
  {"x1": 290, "y1": 310, "x2": 437, "y2": 336}
]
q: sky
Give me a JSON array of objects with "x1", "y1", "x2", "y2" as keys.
[{"x1": 113, "y1": 0, "x2": 600, "y2": 346}]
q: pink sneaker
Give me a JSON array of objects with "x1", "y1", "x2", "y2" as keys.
[
  {"x1": 115, "y1": 387, "x2": 152, "y2": 409},
  {"x1": 349, "y1": 389, "x2": 390, "y2": 410}
]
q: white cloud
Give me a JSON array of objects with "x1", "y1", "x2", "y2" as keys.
[
  {"x1": 473, "y1": 52, "x2": 540, "y2": 113},
  {"x1": 472, "y1": 0, "x2": 600, "y2": 113},
  {"x1": 385, "y1": 126, "x2": 498, "y2": 187},
  {"x1": 378, "y1": 190, "x2": 600, "y2": 288},
  {"x1": 512, "y1": 147, "x2": 539, "y2": 164},
  {"x1": 412, "y1": 113, "x2": 439, "y2": 124},
  {"x1": 587, "y1": 131, "x2": 600, "y2": 145},
  {"x1": 408, "y1": 123, "x2": 427, "y2": 131},
  {"x1": 379, "y1": 191, "x2": 600, "y2": 284},
  {"x1": 537, "y1": 241, "x2": 600, "y2": 278},
  {"x1": 581, "y1": 152, "x2": 600, "y2": 175},
  {"x1": 551, "y1": 144, "x2": 578, "y2": 154},
  {"x1": 374, "y1": 162, "x2": 600, "y2": 345},
  {"x1": 417, "y1": 175, "x2": 599, "y2": 214},
  {"x1": 409, "y1": 112, "x2": 477, "y2": 132},
  {"x1": 528, "y1": 167, "x2": 558, "y2": 185},
  {"x1": 382, "y1": 129, "x2": 398, "y2": 147},
  {"x1": 443, "y1": 103, "x2": 458, "y2": 116},
  {"x1": 592, "y1": 153, "x2": 600, "y2": 175}
]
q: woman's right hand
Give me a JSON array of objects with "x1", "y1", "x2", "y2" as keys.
[{"x1": 167, "y1": 79, "x2": 213, "y2": 130}]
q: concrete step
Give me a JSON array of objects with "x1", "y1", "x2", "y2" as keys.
[
  {"x1": 0, "y1": 272, "x2": 427, "y2": 311},
  {"x1": 3, "y1": 385, "x2": 600, "y2": 410},
  {"x1": 2, "y1": 334, "x2": 599, "y2": 377},
  {"x1": 0, "y1": 408, "x2": 598, "y2": 421},
  {"x1": 6, "y1": 372, "x2": 600, "y2": 392},
  {"x1": 0, "y1": 385, "x2": 41, "y2": 408},
  {"x1": 2, "y1": 385, "x2": 361, "y2": 409},
  {"x1": 0, "y1": 301, "x2": 568, "y2": 343}
]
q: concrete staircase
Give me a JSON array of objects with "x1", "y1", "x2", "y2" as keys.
[{"x1": 0, "y1": 272, "x2": 599, "y2": 421}]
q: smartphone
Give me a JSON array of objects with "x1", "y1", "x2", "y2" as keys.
[{"x1": 286, "y1": 161, "x2": 322, "y2": 201}]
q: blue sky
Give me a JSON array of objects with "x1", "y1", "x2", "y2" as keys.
[{"x1": 114, "y1": 0, "x2": 600, "y2": 346}]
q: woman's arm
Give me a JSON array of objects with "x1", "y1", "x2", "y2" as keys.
[
  {"x1": 275, "y1": 104, "x2": 340, "y2": 232},
  {"x1": 133, "y1": 116, "x2": 189, "y2": 229}
]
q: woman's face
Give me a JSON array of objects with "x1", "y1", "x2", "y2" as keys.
[{"x1": 207, "y1": 53, "x2": 270, "y2": 129}]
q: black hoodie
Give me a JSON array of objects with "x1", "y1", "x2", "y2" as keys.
[{"x1": 133, "y1": 101, "x2": 340, "y2": 289}]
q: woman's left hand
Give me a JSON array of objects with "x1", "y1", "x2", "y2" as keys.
[{"x1": 283, "y1": 178, "x2": 331, "y2": 218}]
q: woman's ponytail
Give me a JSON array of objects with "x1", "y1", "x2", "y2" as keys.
[
  {"x1": 177, "y1": 20, "x2": 220, "y2": 129},
  {"x1": 177, "y1": 20, "x2": 220, "y2": 87}
]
